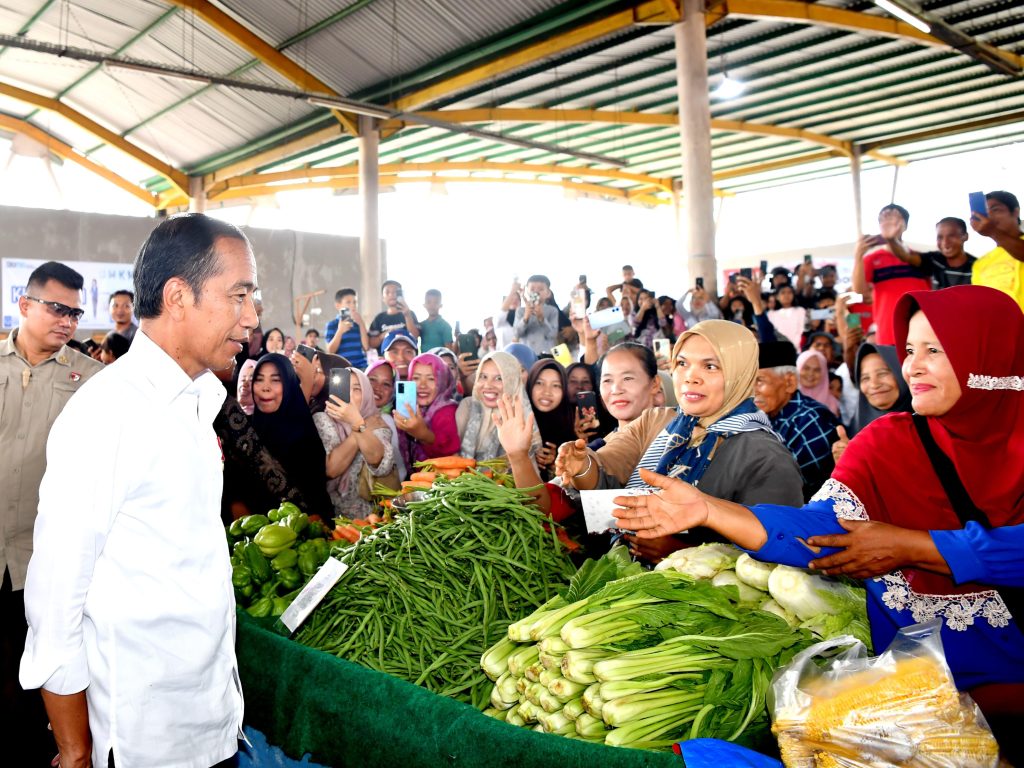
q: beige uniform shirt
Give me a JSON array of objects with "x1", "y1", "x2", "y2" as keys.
[{"x1": 1, "y1": 330, "x2": 103, "y2": 589}]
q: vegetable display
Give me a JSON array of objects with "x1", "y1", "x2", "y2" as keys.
[
  {"x1": 227, "y1": 502, "x2": 332, "y2": 617},
  {"x1": 483, "y1": 545, "x2": 871, "y2": 751},
  {"x1": 293, "y1": 473, "x2": 574, "y2": 708},
  {"x1": 657, "y1": 549, "x2": 871, "y2": 647}
]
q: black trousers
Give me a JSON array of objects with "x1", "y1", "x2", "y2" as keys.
[{"x1": 1, "y1": 569, "x2": 56, "y2": 765}]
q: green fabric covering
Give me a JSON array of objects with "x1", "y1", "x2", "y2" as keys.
[{"x1": 237, "y1": 612, "x2": 682, "y2": 767}]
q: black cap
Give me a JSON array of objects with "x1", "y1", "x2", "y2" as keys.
[{"x1": 758, "y1": 340, "x2": 797, "y2": 369}]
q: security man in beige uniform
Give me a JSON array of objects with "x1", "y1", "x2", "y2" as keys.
[{"x1": 1, "y1": 261, "x2": 103, "y2": 763}]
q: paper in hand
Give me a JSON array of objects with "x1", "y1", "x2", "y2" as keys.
[{"x1": 580, "y1": 488, "x2": 652, "y2": 534}]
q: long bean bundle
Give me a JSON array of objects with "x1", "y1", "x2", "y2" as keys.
[{"x1": 294, "y1": 473, "x2": 574, "y2": 708}]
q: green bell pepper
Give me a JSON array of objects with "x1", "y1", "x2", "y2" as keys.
[
  {"x1": 271, "y1": 549, "x2": 298, "y2": 572},
  {"x1": 254, "y1": 524, "x2": 297, "y2": 558},
  {"x1": 244, "y1": 542, "x2": 272, "y2": 583},
  {"x1": 278, "y1": 567, "x2": 302, "y2": 590},
  {"x1": 271, "y1": 597, "x2": 290, "y2": 616},
  {"x1": 239, "y1": 514, "x2": 270, "y2": 535},
  {"x1": 246, "y1": 597, "x2": 273, "y2": 618},
  {"x1": 231, "y1": 564, "x2": 252, "y2": 589}
]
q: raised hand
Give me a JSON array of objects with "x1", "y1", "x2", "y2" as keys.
[
  {"x1": 831, "y1": 425, "x2": 850, "y2": 464},
  {"x1": 493, "y1": 394, "x2": 535, "y2": 457}
]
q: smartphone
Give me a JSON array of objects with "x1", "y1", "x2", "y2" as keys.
[
  {"x1": 809, "y1": 308, "x2": 835, "y2": 321},
  {"x1": 728, "y1": 273, "x2": 738, "y2": 285},
  {"x1": 575, "y1": 390, "x2": 597, "y2": 416},
  {"x1": 803, "y1": 253, "x2": 813, "y2": 265},
  {"x1": 587, "y1": 306, "x2": 624, "y2": 330},
  {"x1": 395, "y1": 380, "x2": 418, "y2": 418},
  {"x1": 328, "y1": 368, "x2": 351, "y2": 403},
  {"x1": 339, "y1": 307, "x2": 352, "y2": 321},
  {"x1": 525, "y1": 290, "x2": 541, "y2": 303},
  {"x1": 759, "y1": 260, "x2": 768, "y2": 277},
  {"x1": 457, "y1": 333, "x2": 478, "y2": 361},
  {"x1": 739, "y1": 267, "x2": 753, "y2": 280},
  {"x1": 969, "y1": 191, "x2": 987, "y2": 218},
  {"x1": 579, "y1": 274, "x2": 587, "y2": 284},
  {"x1": 846, "y1": 312, "x2": 862, "y2": 331},
  {"x1": 551, "y1": 343, "x2": 573, "y2": 367},
  {"x1": 695, "y1": 277, "x2": 704, "y2": 290},
  {"x1": 653, "y1": 338, "x2": 671, "y2": 361},
  {"x1": 296, "y1": 344, "x2": 317, "y2": 363}
]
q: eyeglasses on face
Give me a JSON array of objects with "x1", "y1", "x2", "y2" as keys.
[{"x1": 23, "y1": 295, "x2": 86, "y2": 322}]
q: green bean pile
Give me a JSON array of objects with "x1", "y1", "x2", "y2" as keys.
[{"x1": 294, "y1": 473, "x2": 575, "y2": 708}]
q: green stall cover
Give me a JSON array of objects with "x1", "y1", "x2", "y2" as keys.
[{"x1": 237, "y1": 612, "x2": 682, "y2": 768}]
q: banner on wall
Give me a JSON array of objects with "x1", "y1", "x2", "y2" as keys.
[{"x1": 2, "y1": 258, "x2": 135, "y2": 330}]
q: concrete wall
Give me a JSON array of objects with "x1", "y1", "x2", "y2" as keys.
[{"x1": 0, "y1": 206, "x2": 366, "y2": 340}]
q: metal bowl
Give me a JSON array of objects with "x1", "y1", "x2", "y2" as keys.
[{"x1": 391, "y1": 491, "x2": 428, "y2": 511}]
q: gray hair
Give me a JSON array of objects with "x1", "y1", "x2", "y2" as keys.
[{"x1": 771, "y1": 365, "x2": 797, "y2": 377}]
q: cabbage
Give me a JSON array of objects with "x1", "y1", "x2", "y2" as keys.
[
  {"x1": 711, "y1": 570, "x2": 765, "y2": 603},
  {"x1": 652, "y1": 543, "x2": 739, "y2": 579},
  {"x1": 767, "y1": 565, "x2": 870, "y2": 646},
  {"x1": 758, "y1": 598, "x2": 799, "y2": 627},
  {"x1": 734, "y1": 553, "x2": 775, "y2": 591}
]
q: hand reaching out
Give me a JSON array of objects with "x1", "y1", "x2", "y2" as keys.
[
  {"x1": 612, "y1": 468, "x2": 710, "y2": 538},
  {"x1": 555, "y1": 439, "x2": 590, "y2": 487}
]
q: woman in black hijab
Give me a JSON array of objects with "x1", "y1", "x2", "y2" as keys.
[
  {"x1": 850, "y1": 343, "x2": 913, "y2": 435},
  {"x1": 526, "y1": 360, "x2": 578, "y2": 480},
  {"x1": 251, "y1": 353, "x2": 332, "y2": 515}
]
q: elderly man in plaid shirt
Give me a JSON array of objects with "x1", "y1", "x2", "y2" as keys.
[{"x1": 753, "y1": 340, "x2": 840, "y2": 501}]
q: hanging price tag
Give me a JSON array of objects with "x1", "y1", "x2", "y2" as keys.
[{"x1": 280, "y1": 557, "x2": 349, "y2": 633}]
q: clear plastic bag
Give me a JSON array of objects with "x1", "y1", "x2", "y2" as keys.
[{"x1": 769, "y1": 620, "x2": 999, "y2": 768}]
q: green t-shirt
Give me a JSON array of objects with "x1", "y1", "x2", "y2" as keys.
[{"x1": 420, "y1": 315, "x2": 453, "y2": 352}]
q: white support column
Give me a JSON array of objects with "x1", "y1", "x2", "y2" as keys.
[
  {"x1": 675, "y1": 0, "x2": 717, "y2": 296},
  {"x1": 850, "y1": 145, "x2": 863, "y2": 238},
  {"x1": 358, "y1": 114, "x2": 383, "y2": 319},
  {"x1": 188, "y1": 176, "x2": 206, "y2": 213}
]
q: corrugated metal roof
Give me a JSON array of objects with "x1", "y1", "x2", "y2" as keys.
[{"x1": 0, "y1": 0, "x2": 1020, "y2": 201}]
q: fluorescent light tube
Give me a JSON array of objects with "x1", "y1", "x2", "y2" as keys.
[{"x1": 874, "y1": 0, "x2": 931, "y2": 34}]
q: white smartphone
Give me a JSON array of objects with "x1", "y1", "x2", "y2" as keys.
[
  {"x1": 395, "y1": 381, "x2": 418, "y2": 418},
  {"x1": 587, "y1": 306, "x2": 624, "y2": 330},
  {"x1": 653, "y1": 338, "x2": 671, "y2": 361}
]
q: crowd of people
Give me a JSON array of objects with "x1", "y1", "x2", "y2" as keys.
[{"x1": 1, "y1": 190, "x2": 1021, "y2": 764}]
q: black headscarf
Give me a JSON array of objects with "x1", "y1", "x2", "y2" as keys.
[
  {"x1": 566, "y1": 361, "x2": 617, "y2": 440},
  {"x1": 526, "y1": 360, "x2": 577, "y2": 448},
  {"x1": 308, "y1": 352, "x2": 352, "y2": 415},
  {"x1": 260, "y1": 327, "x2": 285, "y2": 357},
  {"x1": 251, "y1": 354, "x2": 331, "y2": 514},
  {"x1": 850, "y1": 343, "x2": 912, "y2": 436}
]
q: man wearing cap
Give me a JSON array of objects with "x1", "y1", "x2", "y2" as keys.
[
  {"x1": 1, "y1": 261, "x2": 103, "y2": 762},
  {"x1": 753, "y1": 340, "x2": 839, "y2": 501},
  {"x1": 382, "y1": 329, "x2": 417, "y2": 379}
]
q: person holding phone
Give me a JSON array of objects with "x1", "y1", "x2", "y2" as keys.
[
  {"x1": 526, "y1": 360, "x2": 577, "y2": 480},
  {"x1": 970, "y1": 190, "x2": 1024, "y2": 312},
  {"x1": 514, "y1": 275, "x2": 560, "y2": 356},
  {"x1": 394, "y1": 352, "x2": 461, "y2": 465},
  {"x1": 368, "y1": 280, "x2": 420, "y2": 350},
  {"x1": 457, "y1": 350, "x2": 541, "y2": 462},
  {"x1": 250, "y1": 353, "x2": 332, "y2": 514},
  {"x1": 851, "y1": 203, "x2": 933, "y2": 345},
  {"x1": 326, "y1": 288, "x2": 368, "y2": 368},
  {"x1": 555, "y1": 322, "x2": 802, "y2": 564},
  {"x1": 314, "y1": 367, "x2": 396, "y2": 516}
]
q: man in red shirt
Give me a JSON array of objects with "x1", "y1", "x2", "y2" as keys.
[{"x1": 851, "y1": 204, "x2": 932, "y2": 345}]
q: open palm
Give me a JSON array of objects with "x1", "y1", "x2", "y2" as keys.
[{"x1": 613, "y1": 468, "x2": 710, "y2": 538}]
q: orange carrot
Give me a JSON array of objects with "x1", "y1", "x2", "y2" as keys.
[
  {"x1": 408, "y1": 471, "x2": 437, "y2": 484},
  {"x1": 427, "y1": 456, "x2": 477, "y2": 470},
  {"x1": 439, "y1": 468, "x2": 464, "y2": 479},
  {"x1": 351, "y1": 519, "x2": 371, "y2": 528}
]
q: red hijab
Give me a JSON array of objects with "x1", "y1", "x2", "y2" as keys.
[{"x1": 833, "y1": 285, "x2": 1024, "y2": 596}]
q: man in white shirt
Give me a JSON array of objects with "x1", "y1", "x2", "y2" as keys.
[{"x1": 20, "y1": 214, "x2": 259, "y2": 768}]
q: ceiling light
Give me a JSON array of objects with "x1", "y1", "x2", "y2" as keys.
[
  {"x1": 712, "y1": 75, "x2": 745, "y2": 100},
  {"x1": 873, "y1": 0, "x2": 931, "y2": 34}
]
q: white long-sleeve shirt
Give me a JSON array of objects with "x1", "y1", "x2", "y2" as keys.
[{"x1": 20, "y1": 330, "x2": 243, "y2": 768}]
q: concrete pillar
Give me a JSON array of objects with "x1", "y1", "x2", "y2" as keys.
[
  {"x1": 358, "y1": 114, "x2": 383, "y2": 319},
  {"x1": 675, "y1": 0, "x2": 717, "y2": 297},
  {"x1": 850, "y1": 145, "x2": 863, "y2": 238},
  {"x1": 188, "y1": 176, "x2": 206, "y2": 213}
]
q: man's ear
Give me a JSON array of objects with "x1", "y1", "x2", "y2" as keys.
[
  {"x1": 785, "y1": 372, "x2": 799, "y2": 395},
  {"x1": 162, "y1": 277, "x2": 192, "y2": 321}
]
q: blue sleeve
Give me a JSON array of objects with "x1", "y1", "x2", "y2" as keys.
[
  {"x1": 931, "y1": 522, "x2": 1024, "y2": 588},
  {"x1": 744, "y1": 500, "x2": 847, "y2": 568},
  {"x1": 753, "y1": 312, "x2": 777, "y2": 342}
]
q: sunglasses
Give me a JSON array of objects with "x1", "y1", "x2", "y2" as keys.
[{"x1": 23, "y1": 295, "x2": 86, "y2": 322}]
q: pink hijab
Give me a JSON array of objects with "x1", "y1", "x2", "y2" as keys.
[{"x1": 796, "y1": 349, "x2": 839, "y2": 416}]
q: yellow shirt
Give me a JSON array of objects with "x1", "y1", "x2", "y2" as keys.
[{"x1": 972, "y1": 235, "x2": 1024, "y2": 313}]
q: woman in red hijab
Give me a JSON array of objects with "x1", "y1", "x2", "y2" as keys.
[{"x1": 612, "y1": 285, "x2": 1024, "y2": 753}]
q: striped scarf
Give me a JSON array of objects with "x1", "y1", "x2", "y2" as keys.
[{"x1": 626, "y1": 399, "x2": 778, "y2": 489}]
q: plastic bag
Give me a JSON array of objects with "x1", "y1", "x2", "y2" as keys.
[{"x1": 769, "y1": 620, "x2": 999, "y2": 768}]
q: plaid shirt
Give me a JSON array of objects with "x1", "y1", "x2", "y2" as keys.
[{"x1": 770, "y1": 390, "x2": 839, "y2": 491}]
